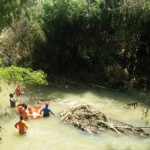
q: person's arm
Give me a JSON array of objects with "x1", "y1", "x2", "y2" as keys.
[
  {"x1": 50, "y1": 111, "x2": 55, "y2": 116},
  {"x1": 39, "y1": 108, "x2": 43, "y2": 114},
  {"x1": 24, "y1": 122, "x2": 28, "y2": 129},
  {"x1": 10, "y1": 97, "x2": 17, "y2": 102},
  {"x1": 25, "y1": 109, "x2": 32, "y2": 117},
  {"x1": 14, "y1": 122, "x2": 18, "y2": 129},
  {"x1": 14, "y1": 99, "x2": 17, "y2": 102},
  {"x1": 14, "y1": 87, "x2": 17, "y2": 95}
]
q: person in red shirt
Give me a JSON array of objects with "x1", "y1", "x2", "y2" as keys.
[
  {"x1": 14, "y1": 85, "x2": 24, "y2": 96},
  {"x1": 22, "y1": 104, "x2": 32, "y2": 120},
  {"x1": 14, "y1": 115, "x2": 28, "y2": 134},
  {"x1": 14, "y1": 85, "x2": 21, "y2": 96}
]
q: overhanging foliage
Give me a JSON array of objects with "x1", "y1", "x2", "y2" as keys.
[
  {"x1": 0, "y1": 65, "x2": 48, "y2": 85},
  {"x1": 0, "y1": 0, "x2": 27, "y2": 31}
]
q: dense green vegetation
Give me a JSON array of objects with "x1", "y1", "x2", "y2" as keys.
[
  {"x1": 0, "y1": 0, "x2": 150, "y2": 90},
  {"x1": 0, "y1": 0, "x2": 27, "y2": 31},
  {"x1": 0, "y1": 65, "x2": 47, "y2": 85}
]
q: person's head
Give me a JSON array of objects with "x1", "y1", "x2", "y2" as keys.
[
  {"x1": 24, "y1": 105, "x2": 27, "y2": 109},
  {"x1": 22, "y1": 104, "x2": 27, "y2": 109},
  {"x1": 9, "y1": 93, "x2": 13, "y2": 97},
  {"x1": 22, "y1": 103, "x2": 27, "y2": 107},
  {"x1": 45, "y1": 102, "x2": 49, "y2": 107},
  {"x1": 20, "y1": 115, "x2": 23, "y2": 120}
]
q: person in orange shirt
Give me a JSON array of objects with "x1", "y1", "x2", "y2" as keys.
[
  {"x1": 17, "y1": 103, "x2": 41, "y2": 119},
  {"x1": 14, "y1": 85, "x2": 21, "y2": 96},
  {"x1": 22, "y1": 104, "x2": 33, "y2": 120},
  {"x1": 14, "y1": 85, "x2": 24, "y2": 97},
  {"x1": 17, "y1": 103, "x2": 26, "y2": 115},
  {"x1": 14, "y1": 115, "x2": 28, "y2": 134}
]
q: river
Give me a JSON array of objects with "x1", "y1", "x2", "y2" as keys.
[{"x1": 0, "y1": 82, "x2": 150, "y2": 150}]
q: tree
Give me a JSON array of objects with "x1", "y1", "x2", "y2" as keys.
[
  {"x1": 0, "y1": 0, "x2": 27, "y2": 31},
  {"x1": 0, "y1": 65, "x2": 47, "y2": 85}
]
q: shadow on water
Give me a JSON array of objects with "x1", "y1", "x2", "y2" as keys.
[{"x1": 26, "y1": 84, "x2": 149, "y2": 104}]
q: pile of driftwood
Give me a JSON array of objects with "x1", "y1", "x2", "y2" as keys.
[{"x1": 60, "y1": 104, "x2": 150, "y2": 137}]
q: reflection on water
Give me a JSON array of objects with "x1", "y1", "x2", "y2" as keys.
[{"x1": 0, "y1": 83, "x2": 150, "y2": 150}]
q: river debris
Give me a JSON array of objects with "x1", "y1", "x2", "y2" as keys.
[
  {"x1": 0, "y1": 108, "x2": 11, "y2": 117},
  {"x1": 60, "y1": 104, "x2": 150, "y2": 137}
]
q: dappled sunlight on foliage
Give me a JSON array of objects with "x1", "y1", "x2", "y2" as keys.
[
  {"x1": 0, "y1": 0, "x2": 27, "y2": 31},
  {"x1": 0, "y1": 66, "x2": 47, "y2": 85}
]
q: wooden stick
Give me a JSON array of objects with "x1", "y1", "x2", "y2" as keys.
[
  {"x1": 115, "y1": 126, "x2": 150, "y2": 129},
  {"x1": 88, "y1": 83, "x2": 106, "y2": 89}
]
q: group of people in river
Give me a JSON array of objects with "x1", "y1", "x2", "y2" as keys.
[{"x1": 9, "y1": 85, "x2": 55, "y2": 134}]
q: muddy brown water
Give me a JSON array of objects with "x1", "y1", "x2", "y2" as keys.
[{"x1": 0, "y1": 82, "x2": 150, "y2": 150}]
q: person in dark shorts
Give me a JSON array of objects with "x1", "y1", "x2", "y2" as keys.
[{"x1": 9, "y1": 93, "x2": 17, "y2": 107}]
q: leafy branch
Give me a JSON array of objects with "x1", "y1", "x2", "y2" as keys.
[
  {"x1": 125, "y1": 102, "x2": 138, "y2": 109},
  {"x1": 125, "y1": 93, "x2": 150, "y2": 124},
  {"x1": 0, "y1": 65, "x2": 48, "y2": 85}
]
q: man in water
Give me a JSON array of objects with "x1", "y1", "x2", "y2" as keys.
[
  {"x1": 22, "y1": 104, "x2": 33, "y2": 120},
  {"x1": 40, "y1": 102, "x2": 55, "y2": 117},
  {"x1": 14, "y1": 85, "x2": 24, "y2": 97},
  {"x1": 9, "y1": 93, "x2": 17, "y2": 107},
  {"x1": 14, "y1": 115, "x2": 28, "y2": 134}
]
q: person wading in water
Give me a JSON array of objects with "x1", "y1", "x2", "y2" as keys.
[
  {"x1": 39, "y1": 102, "x2": 55, "y2": 117},
  {"x1": 14, "y1": 115, "x2": 28, "y2": 134},
  {"x1": 9, "y1": 93, "x2": 17, "y2": 107}
]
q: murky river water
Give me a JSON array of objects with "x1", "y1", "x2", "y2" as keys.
[{"x1": 0, "y1": 82, "x2": 150, "y2": 150}]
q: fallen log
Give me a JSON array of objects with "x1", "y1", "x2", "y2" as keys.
[
  {"x1": 88, "y1": 83, "x2": 107, "y2": 89},
  {"x1": 88, "y1": 83, "x2": 120, "y2": 92}
]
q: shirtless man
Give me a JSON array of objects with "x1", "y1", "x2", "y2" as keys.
[{"x1": 14, "y1": 115, "x2": 28, "y2": 134}]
